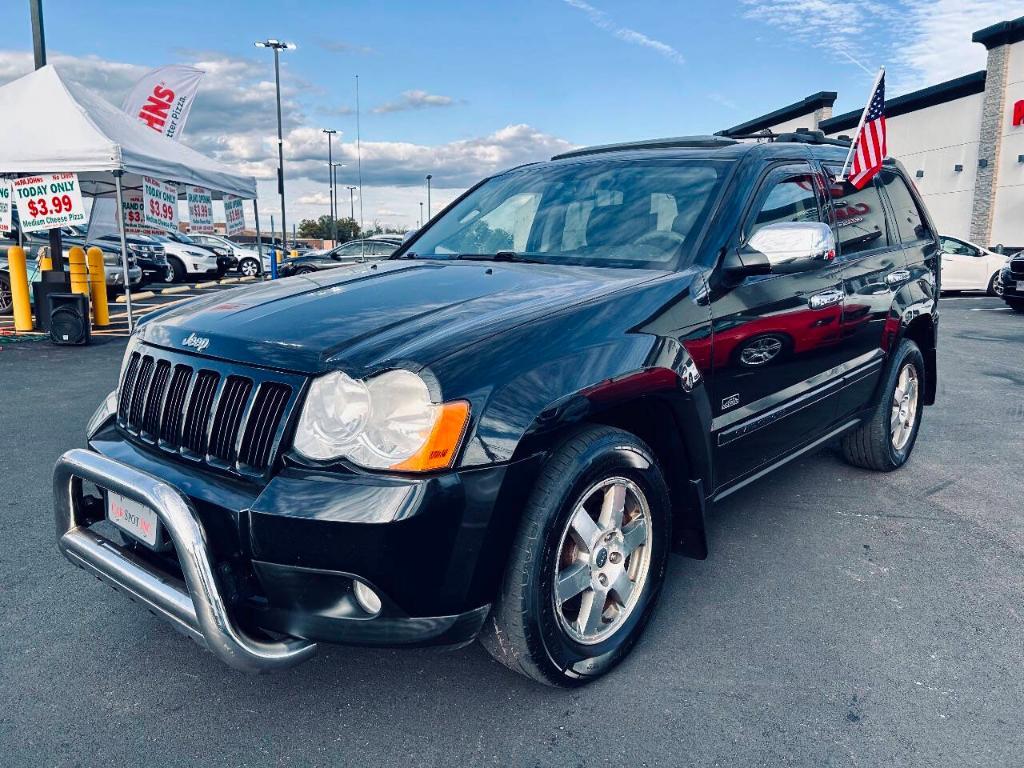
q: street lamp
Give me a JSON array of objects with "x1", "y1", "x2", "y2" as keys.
[
  {"x1": 255, "y1": 38, "x2": 296, "y2": 270},
  {"x1": 425, "y1": 174, "x2": 432, "y2": 220},
  {"x1": 419, "y1": 201, "x2": 424, "y2": 229},
  {"x1": 322, "y1": 128, "x2": 336, "y2": 242},
  {"x1": 346, "y1": 186, "x2": 357, "y2": 222}
]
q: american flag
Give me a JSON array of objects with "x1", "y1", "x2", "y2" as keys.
[{"x1": 848, "y1": 71, "x2": 887, "y2": 189}]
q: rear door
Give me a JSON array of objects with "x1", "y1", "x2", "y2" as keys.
[
  {"x1": 938, "y1": 236, "x2": 984, "y2": 290},
  {"x1": 821, "y1": 164, "x2": 909, "y2": 421},
  {"x1": 707, "y1": 162, "x2": 848, "y2": 487}
]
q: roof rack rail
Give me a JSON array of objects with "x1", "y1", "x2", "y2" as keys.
[
  {"x1": 552, "y1": 135, "x2": 738, "y2": 160},
  {"x1": 722, "y1": 127, "x2": 851, "y2": 147}
]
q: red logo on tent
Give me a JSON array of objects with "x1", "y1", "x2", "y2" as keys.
[
  {"x1": 1014, "y1": 100, "x2": 1024, "y2": 127},
  {"x1": 137, "y1": 85, "x2": 176, "y2": 132}
]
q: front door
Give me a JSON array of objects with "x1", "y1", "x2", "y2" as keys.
[
  {"x1": 821, "y1": 165, "x2": 912, "y2": 421},
  {"x1": 707, "y1": 162, "x2": 848, "y2": 488}
]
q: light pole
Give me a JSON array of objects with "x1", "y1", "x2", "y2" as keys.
[
  {"x1": 347, "y1": 186, "x2": 357, "y2": 223},
  {"x1": 419, "y1": 202, "x2": 424, "y2": 229},
  {"x1": 425, "y1": 174, "x2": 432, "y2": 221},
  {"x1": 322, "y1": 128, "x2": 336, "y2": 242},
  {"x1": 255, "y1": 38, "x2": 295, "y2": 271},
  {"x1": 331, "y1": 162, "x2": 345, "y2": 223}
]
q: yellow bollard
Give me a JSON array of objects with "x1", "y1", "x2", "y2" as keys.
[
  {"x1": 6, "y1": 246, "x2": 33, "y2": 332},
  {"x1": 87, "y1": 246, "x2": 109, "y2": 327},
  {"x1": 290, "y1": 249, "x2": 299, "y2": 259},
  {"x1": 68, "y1": 246, "x2": 89, "y2": 296},
  {"x1": 38, "y1": 245, "x2": 52, "y2": 271}
]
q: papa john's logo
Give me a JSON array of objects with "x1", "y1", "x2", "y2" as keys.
[{"x1": 182, "y1": 332, "x2": 210, "y2": 353}]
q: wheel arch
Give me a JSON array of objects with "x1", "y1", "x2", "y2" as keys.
[{"x1": 900, "y1": 313, "x2": 937, "y2": 405}]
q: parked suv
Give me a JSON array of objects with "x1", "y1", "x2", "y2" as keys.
[
  {"x1": 1000, "y1": 252, "x2": 1024, "y2": 311},
  {"x1": 54, "y1": 134, "x2": 939, "y2": 686}
]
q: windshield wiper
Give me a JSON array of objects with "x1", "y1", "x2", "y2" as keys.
[{"x1": 453, "y1": 251, "x2": 544, "y2": 264}]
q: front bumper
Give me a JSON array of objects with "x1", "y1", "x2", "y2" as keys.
[
  {"x1": 53, "y1": 437, "x2": 523, "y2": 669},
  {"x1": 105, "y1": 265, "x2": 143, "y2": 287},
  {"x1": 54, "y1": 449, "x2": 316, "y2": 672}
]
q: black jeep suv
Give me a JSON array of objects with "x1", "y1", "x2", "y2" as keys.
[{"x1": 54, "y1": 134, "x2": 939, "y2": 686}]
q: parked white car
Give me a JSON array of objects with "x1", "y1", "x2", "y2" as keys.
[
  {"x1": 155, "y1": 236, "x2": 222, "y2": 283},
  {"x1": 188, "y1": 233, "x2": 265, "y2": 277},
  {"x1": 939, "y1": 236, "x2": 1008, "y2": 295}
]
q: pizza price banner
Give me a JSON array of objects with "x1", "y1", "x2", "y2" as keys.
[
  {"x1": 187, "y1": 185, "x2": 214, "y2": 233},
  {"x1": 224, "y1": 195, "x2": 245, "y2": 236},
  {"x1": 143, "y1": 176, "x2": 179, "y2": 231},
  {"x1": 0, "y1": 180, "x2": 12, "y2": 234},
  {"x1": 122, "y1": 190, "x2": 164, "y2": 235},
  {"x1": 13, "y1": 172, "x2": 87, "y2": 232}
]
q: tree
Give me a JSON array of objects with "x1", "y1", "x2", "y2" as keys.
[{"x1": 297, "y1": 215, "x2": 361, "y2": 241}]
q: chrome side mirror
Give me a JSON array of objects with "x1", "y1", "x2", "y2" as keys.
[{"x1": 746, "y1": 222, "x2": 836, "y2": 272}]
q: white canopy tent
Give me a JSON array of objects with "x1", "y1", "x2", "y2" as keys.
[{"x1": 0, "y1": 65, "x2": 262, "y2": 329}]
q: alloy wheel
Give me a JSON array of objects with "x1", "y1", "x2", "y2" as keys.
[
  {"x1": 0, "y1": 279, "x2": 12, "y2": 314},
  {"x1": 240, "y1": 259, "x2": 259, "y2": 277},
  {"x1": 890, "y1": 363, "x2": 919, "y2": 450},
  {"x1": 740, "y1": 336, "x2": 783, "y2": 366},
  {"x1": 553, "y1": 477, "x2": 652, "y2": 645}
]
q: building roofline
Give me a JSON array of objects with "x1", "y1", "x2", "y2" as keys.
[
  {"x1": 972, "y1": 16, "x2": 1024, "y2": 49},
  {"x1": 819, "y1": 71, "x2": 986, "y2": 134},
  {"x1": 718, "y1": 91, "x2": 837, "y2": 137}
]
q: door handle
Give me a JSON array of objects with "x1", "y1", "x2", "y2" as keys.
[
  {"x1": 886, "y1": 269, "x2": 911, "y2": 286},
  {"x1": 808, "y1": 288, "x2": 843, "y2": 309}
]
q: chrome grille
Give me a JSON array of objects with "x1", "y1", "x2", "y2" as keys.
[
  {"x1": 1010, "y1": 259, "x2": 1024, "y2": 276},
  {"x1": 117, "y1": 350, "x2": 298, "y2": 478}
]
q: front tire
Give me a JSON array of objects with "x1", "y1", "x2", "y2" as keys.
[
  {"x1": 988, "y1": 272, "x2": 1003, "y2": 297},
  {"x1": 480, "y1": 426, "x2": 671, "y2": 687},
  {"x1": 168, "y1": 257, "x2": 186, "y2": 283},
  {"x1": 239, "y1": 257, "x2": 260, "y2": 277},
  {"x1": 1007, "y1": 299, "x2": 1024, "y2": 313},
  {"x1": 0, "y1": 272, "x2": 12, "y2": 315},
  {"x1": 841, "y1": 339, "x2": 925, "y2": 471}
]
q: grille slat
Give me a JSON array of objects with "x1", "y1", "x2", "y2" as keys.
[
  {"x1": 117, "y1": 349, "x2": 293, "y2": 478},
  {"x1": 209, "y1": 376, "x2": 253, "y2": 463},
  {"x1": 182, "y1": 371, "x2": 219, "y2": 455},
  {"x1": 128, "y1": 356, "x2": 155, "y2": 430},
  {"x1": 160, "y1": 365, "x2": 193, "y2": 446},
  {"x1": 117, "y1": 352, "x2": 142, "y2": 424},
  {"x1": 239, "y1": 382, "x2": 291, "y2": 471},
  {"x1": 141, "y1": 360, "x2": 172, "y2": 439}
]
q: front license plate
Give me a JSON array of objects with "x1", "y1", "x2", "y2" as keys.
[{"x1": 107, "y1": 491, "x2": 161, "y2": 547}]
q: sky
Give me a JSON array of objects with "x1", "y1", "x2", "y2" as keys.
[{"x1": 0, "y1": 0, "x2": 1020, "y2": 232}]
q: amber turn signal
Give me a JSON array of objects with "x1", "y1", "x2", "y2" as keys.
[{"x1": 391, "y1": 401, "x2": 471, "y2": 472}]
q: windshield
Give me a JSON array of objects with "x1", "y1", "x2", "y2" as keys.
[{"x1": 405, "y1": 159, "x2": 729, "y2": 269}]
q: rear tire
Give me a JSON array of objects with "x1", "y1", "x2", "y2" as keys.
[
  {"x1": 988, "y1": 272, "x2": 1003, "y2": 297},
  {"x1": 841, "y1": 339, "x2": 925, "y2": 472},
  {"x1": 480, "y1": 426, "x2": 671, "y2": 687}
]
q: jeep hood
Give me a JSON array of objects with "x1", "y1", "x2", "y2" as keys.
[{"x1": 140, "y1": 260, "x2": 667, "y2": 375}]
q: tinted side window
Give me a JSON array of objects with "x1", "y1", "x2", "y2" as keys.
[
  {"x1": 823, "y1": 165, "x2": 890, "y2": 256},
  {"x1": 879, "y1": 170, "x2": 928, "y2": 243},
  {"x1": 747, "y1": 173, "x2": 821, "y2": 240}
]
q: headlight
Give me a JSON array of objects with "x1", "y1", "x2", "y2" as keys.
[{"x1": 293, "y1": 369, "x2": 469, "y2": 472}]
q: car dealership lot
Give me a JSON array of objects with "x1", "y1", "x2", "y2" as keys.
[{"x1": 0, "y1": 295, "x2": 1021, "y2": 767}]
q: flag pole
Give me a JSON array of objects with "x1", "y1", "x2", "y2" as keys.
[{"x1": 838, "y1": 66, "x2": 885, "y2": 181}]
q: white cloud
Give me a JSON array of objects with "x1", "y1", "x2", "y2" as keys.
[
  {"x1": 562, "y1": 0, "x2": 685, "y2": 65},
  {"x1": 373, "y1": 90, "x2": 459, "y2": 113},
  {"x1": 741, "y1": 0, "x2": 1022, "y2": 93},
  {"x1": 894, "y1": 0, "x2": 1019, "y2": 90}
]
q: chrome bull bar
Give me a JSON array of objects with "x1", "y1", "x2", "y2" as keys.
[{"x1": 53, "y1": 448, "x2": 316, "y2": 672}]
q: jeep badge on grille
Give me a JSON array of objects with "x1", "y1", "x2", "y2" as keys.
[{"x1": 182, "y1": 333, "x2": 210, "y2": 353}]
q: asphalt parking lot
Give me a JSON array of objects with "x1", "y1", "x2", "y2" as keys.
[{"x1": 0, "y1": 293, "x2": 1021, "y2": 767}]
